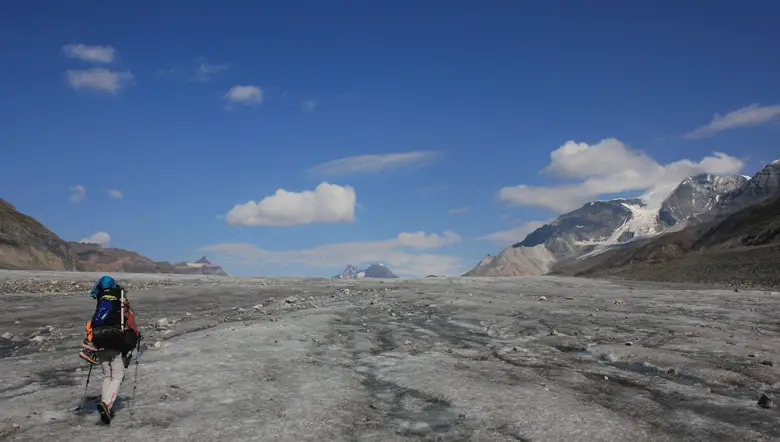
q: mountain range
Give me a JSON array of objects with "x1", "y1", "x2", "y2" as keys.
[
  {"x1": 333, "y1": 263, "x2": 399, "y2": 279},
  {"x1": 0, "y1": 198, "x2": 228, "y2": 275},
  {"x1": 3, "y1": 158, "x2": 778, "y2": 283},
  {"x1": 466, "y1": 160, "x2": 780, "y2": 284},
  {"x1": 70, "y1": 242, "x2": 229, "y2": 276}
]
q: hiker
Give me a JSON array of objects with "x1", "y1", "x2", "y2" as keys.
[{"x1": 79, "y1": 276, "x2": 140, "y2": 424}]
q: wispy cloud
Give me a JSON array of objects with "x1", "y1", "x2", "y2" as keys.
[
  {"x1": 193, "y1": 58, "x2": 231, "y2": 82},
  {"x1": 447, "y1": 206, "x2": 469, "y2": 215},
  {"x1": 684, "y1": 104, "x2": 780, "y2": 139},
  {"x1": 498, "y1": 138, "x2": 744, "y2": 213},
  {"x1": 79, "y1": 231, "x2": 111, "y2": 247},
  {"x1": 69, "y1": 185, "x2": 85, "y2": 202},
  {"x1": 308, "y1": 151, "x2": 441, "y2": 176},
  {"x1": 62, "y1": 44, "x2": 115, "y2": 63},
  {"x1": 302, "y1": 99, "x2": 318, "y2": 113},
  {"x1": 225, "y1": 182, "x2": 356, "y2": 227},
  {"x1": 202, "y1": 230, "x2": 463, "y2": 277},
  {"x1": 65, "y1": 68, "x2": 133, "y2": 94},
  {"x1": 107, "y1": 189, "x2": 122, "y2": 199},
  {"x1": 158, "y1": 58, "x2": 232, "y2": 82}
]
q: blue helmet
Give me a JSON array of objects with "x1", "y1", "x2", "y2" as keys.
[{"x1": 89, "y1": 276, "x2": 123, "y2": 299}]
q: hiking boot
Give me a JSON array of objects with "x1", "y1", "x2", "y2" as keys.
[
  {"x1": 97, "y1": 402, "x2": 112, "y2": 424},
  {"x1": 82, "y1": 338, "x2": 97, "y2": 351},
  {"x1": 79, "y1": 349, "x2": 98, "y2": 365}
]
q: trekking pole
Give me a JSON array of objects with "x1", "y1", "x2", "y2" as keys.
[
  {"x1": 130, "y1": 335, "x2": 143, "y2": 416},
  {"x1": 79, "y1": 364, "x2": 93, "y2": 412}
]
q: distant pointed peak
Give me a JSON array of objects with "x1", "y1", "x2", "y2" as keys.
[
  {"x1": 334, "y1": 263, "x2": 397, "y2": 279},
  {"x1": 194, "y1": 256, "x2": 212, "y2": 264}
]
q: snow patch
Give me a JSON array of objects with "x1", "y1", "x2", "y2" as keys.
[
  {"x1": 578, "y1": 203, "x2": 661, "y2": 259},
  {"x1": 611, "y1": 203, "x2": 661, "y2": 242},
  {"x1": 185, "y1": 262, "x2": 207, "y2": 268}
]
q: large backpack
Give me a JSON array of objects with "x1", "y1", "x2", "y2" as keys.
[{"x1": 91, "y1": 286, "x2": 138, "y2": 353}]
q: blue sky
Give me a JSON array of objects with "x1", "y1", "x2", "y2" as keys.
[{"x1": 1, "y1": 1, "x2": 779, "y2": 277}]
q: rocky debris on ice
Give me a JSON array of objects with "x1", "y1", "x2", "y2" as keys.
[{"x1": 0, "y1": 273, "x2": 277, "y2": 295}]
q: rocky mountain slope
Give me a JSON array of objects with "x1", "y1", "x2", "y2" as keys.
[
  {"x1": 69, "y1": 242, "x2": 178, "y2": 274},
  {"x1": 0, "y1": 198, "x2": 84, "y2": 271},
  {"x1": 333, "y1": 263, "x2": 398, "y2": 279},
  {"x1": 462, "y1": 245, "x2": 556, "y2": 277},
  {"x1": 693, "y1": 192, "x2": 780, "y2": 250},
  {"x1": 658, "y1": 174, "x2": 749, "y2": 227},
  {"x1": 465, "y1": 165, "x2": 772, "y2": 277},
  {"x1": 0, "y1": 197, "x2": 228, "y2": 275},
  {"x1": 717, "y1": 159, "x2": 780, "y2": 214}
]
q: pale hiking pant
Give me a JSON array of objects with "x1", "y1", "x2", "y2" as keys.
[{"x1": 98, "y1": 349, "x2": 124, "y2": 409}]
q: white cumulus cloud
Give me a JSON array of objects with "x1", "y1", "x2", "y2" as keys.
[
  {"x1": 69, "y1": 185, "x2": 85, "y2": 202},
  {"x1": 65, "y1": 68, "x2": 133, "y2": 94},
  {"x1": 308, "y1": 151, "x2": 440, "y2": 176},
  {"x1": 498, "y1": 138, "x2": 744, "y2": 213},
  {"x1": 224, "y1": 85, "x2": 263, "y2": 105},
  {"x1": 201, "y1": 230, "x2": 464, "y2": 277},
  {"x1": 685, "y1": 104, "x2": 780, "y2": 139},
  {"x1": 225, "y1": 182, "x2": 356, "y2": 227},
  {"x1": 107, "y1": 189, "x2": 122, "y2": 199},
  {"x1": 62, "y1": 44, "x2": 115, "y2": 63},
  {"x1": 79, "y1": 231, "x2": 111, "y2": 247}
]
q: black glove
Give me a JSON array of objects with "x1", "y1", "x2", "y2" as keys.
[{"x1": 121, "y1": 352, "x2": 132, "y2": 369}]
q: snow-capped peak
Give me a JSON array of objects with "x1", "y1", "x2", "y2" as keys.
[
  {"x1": 333, "y1": 263, "x2": 398, "y2": 279},
  {"x1": 771, "y1": 159, "x2": 780, "y2": 165}
]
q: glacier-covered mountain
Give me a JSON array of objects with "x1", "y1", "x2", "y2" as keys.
[
  {"x1": 333, "y1": 263, "x2": 399, "y2": 279},
  {"x1": 465, "y1": 171, "x2": 752, "y2": 277}
]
